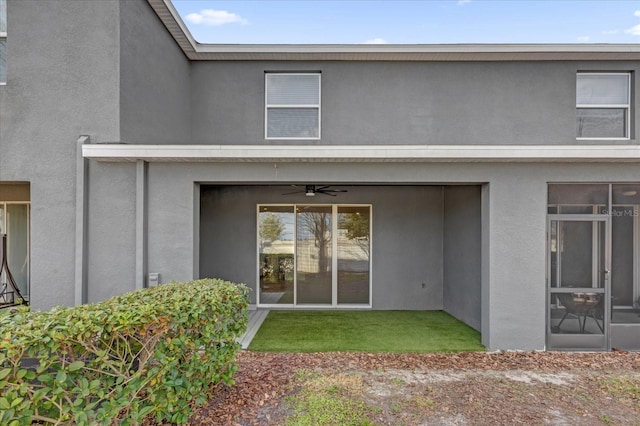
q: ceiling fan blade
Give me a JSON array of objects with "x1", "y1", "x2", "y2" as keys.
[
  {"x1": 317, "y1": 190, "x2": 337, "y2": 196},
  {"x1": 323, "y1": 189, "x2": 348, "y2": 193},
  {"x1": 281, "y1": 190, "x2": 304, "y2": 195}
]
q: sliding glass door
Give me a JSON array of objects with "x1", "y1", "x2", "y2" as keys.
[
  {"x1": 337, "y1": 206, "x2": 370, "y2": 304},
  {"x1": 258, "y1": 204, "x2": 371, "y2": 307},
  {"x1": 0, "y1": 202, "x2": 30, "y2": 302},
  {"x1": 296, "y1": 206, "x2": 332, "y2": 304},
  {"x1": 258, "y1": 206, "x2": 294, "y2": 305}
]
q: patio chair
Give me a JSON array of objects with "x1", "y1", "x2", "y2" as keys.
[{"x1": 556, "y1": 293, "x2": 604, "y2": 334}]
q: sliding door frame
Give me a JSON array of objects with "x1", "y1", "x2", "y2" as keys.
[{"x1": 257, "y1": 203, "x2": 372, "y2": 308}]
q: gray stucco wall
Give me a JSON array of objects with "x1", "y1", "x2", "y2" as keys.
[
  {"x1": 119, "y1": 0, "x2": 191, "y2": 144},
  {"x1": 86, "y1": 162, "x2": 137, "y2": 302},
  {"x1": 133, "y1": 160, "x2": 640, "y2": 350},
  {"x1": 0, "y1": 0, "x2": 121, "y2": 309},
  {"x1": 199, "y1": 185, "x2": 444, "y2": 309},
  {"x1": 190, "y1": 60, "x2": 639, "y2": 146},
  {"x1": 0, "y1": 0, "x2": 192, "y2": 309},
  {"x1": 443, "y1": 186, "x2": 482, "y2": 331}
]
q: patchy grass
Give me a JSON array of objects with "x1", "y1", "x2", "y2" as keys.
[
  {"x1": 248, "y1": 310, "x2": 484, "y2": 352},
  {"x1": 284, "y1": 372, "x2": 378, "y2": 426},
  {"x1": 599, "y1": 375, "x2": 640, "y2": 411}
]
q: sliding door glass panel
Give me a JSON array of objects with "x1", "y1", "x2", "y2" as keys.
[
  {"x1": 337, "y1": 206, "x2": 370, "y2": 304},
  {"x1": 0, "y1": 204, "x2": 3, "y2": 293},
  {"x1": 613, "y1": 184, "x2": 640, "y2": 205},
  {"x1": 6, "y1": 204, "x2": 29, "y2": 297},
  {"x1": 611, "y1": 185, "x2": 640, "y2": 324},
  {"x1": 611, "y1": 207, "x2": 634, "y2": 308},
  {"x1": 258, "y1": 206, "x2": 294, "y2": 304},
  {"x1": 548, "y1": 184, "x2": 608, "y2": 214},
  {"x1": 296, "y1": 206, "x2": 332, "y2": 304}
]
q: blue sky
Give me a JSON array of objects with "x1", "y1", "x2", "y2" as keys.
[{"x1": 172, "y1": 0, "x2": 640, "y2": 44}]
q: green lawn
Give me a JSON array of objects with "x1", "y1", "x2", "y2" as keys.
[{"x1": 248, "y1": 310, "x2": 485, "y2": 353}]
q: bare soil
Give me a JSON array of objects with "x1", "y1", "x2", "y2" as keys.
[{"x1": 189, "y1": 351, "x2": 640, "y2": 425}]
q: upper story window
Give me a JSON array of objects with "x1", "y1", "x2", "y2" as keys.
[
  {"x1": 0, "y1": 0, "x2": 6, "y2": 84},
  {"x1": 265, "y1": 73, "x2": 320, "y2": 139},
  {"x1": 576, "y1": 73, "x2": 630, "y2": 140}
]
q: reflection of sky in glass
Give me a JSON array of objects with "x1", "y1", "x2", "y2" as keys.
[
  {"x1": 279, "y1": 213, "x2": 294, "y2": 240},
  {"x1": 260, "y1": 211, "x2": 294, "y2": 241},
  {"x1": 261, "y1": 207, "x2": 362, "y2": 241}
]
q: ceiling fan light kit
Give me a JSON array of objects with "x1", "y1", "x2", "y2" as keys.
[{"x1": 282, "y1": 184, "x2": 348, "y2": 197}]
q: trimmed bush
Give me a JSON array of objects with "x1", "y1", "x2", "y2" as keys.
[{"x1": 0, "y1": 278, "x2": 249, "y2": 425}]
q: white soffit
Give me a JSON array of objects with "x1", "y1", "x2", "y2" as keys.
[
  {"x1": 148, "y1": 0, "x2": 640, "y2": 62},
  {"x1": 83, "y1": 144, "x2": 640, "y2": 163}
]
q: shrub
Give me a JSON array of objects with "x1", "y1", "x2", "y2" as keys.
[{"x1": 0, "y1": 278, "x2": 249, "y2": 425}]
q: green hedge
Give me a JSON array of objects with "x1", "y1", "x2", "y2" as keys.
[{"x1": 0, "y1": 278, "x2": 249, "y2": 425}]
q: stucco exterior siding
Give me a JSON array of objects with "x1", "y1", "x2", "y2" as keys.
[
  {"x1": 190, "y1": 61, "x2": 638, "y2": 146},
  {"x1": 200, "y1": 185, "x2": 445, "y2": 309},
  {"x1": 117, "y1": 160, "x2": 640, "y2": 350},
  {"x1": 0, "y1": 0, "x2": 121, "y2": 308},
  {"x1": 444, "y1": 186, "x2": 482, "y2": 331},
  {"x1": 120, "y1": 0, "x2": 191, "y2": 145},
  {"x1": 4, "y1": 0, "x2": 640, "y2": 351},
  {"x1": 86, "y1": 162, "x2": 137, "y2": 303}
]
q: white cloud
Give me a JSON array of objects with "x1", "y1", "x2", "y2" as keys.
[
  {"x1": 364, "y1": 38, "x2": 388, "y2": 44},
  {"x1": 634, "y1": 10, "x2": 640, "y2": 17},
  {"x1": 577, "y1": 36, "x2": 590, "y2": 42},
  {"x1": 601, "y1": 29, "x2": 619, "y2": 35},
  {"x1": 185, "y1": 9, "x2": 248, "y2": 26},
  {"x1": 457, "y1": 0, "x2": 472, "y2": 4},
  {"x1": 625, "y1": 24, "x2": 640, "y2": 35}
]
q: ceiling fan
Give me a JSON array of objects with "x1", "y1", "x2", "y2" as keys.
[{"x1": 282, "y1": 185, "x2": 348, "y2": 197}]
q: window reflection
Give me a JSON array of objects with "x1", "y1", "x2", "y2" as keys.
[
  {"x1": 258, "y1": 206, "x2": 294, "y2": 304},
  {"x1": 296, "y1": 206, "x2": 332, "y2": 304},
  {"x1": 338, "y1": 206, "x2": 370, "y2": 304}
]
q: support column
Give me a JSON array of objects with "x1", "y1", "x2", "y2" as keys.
[
  {"x1": 74, "y1": 135, "x2": 90, "y2": 305},
  {"x1": 135, "y1": 160, "x2": 148, "y2": 290}
]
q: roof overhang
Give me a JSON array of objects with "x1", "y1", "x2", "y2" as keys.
[
  {"x1": 82, "y1": 144, "x2": 640, "y2": 163},
  {"x1": 147, "y1": 0, "x2": 640, "y2": 62}
]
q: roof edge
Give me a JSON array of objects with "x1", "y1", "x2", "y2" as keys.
[{"x1": 147, "y1": 0, "x2": 640, "y2": 61}]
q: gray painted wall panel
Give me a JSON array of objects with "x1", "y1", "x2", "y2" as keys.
[
  {"x1": 190, "y1": 61, "x2": 639, "y2": 146},
  {"x1": 87, "y1": 163, "x2": 136, "y2": 303},
  {"x1": 120, "y1": 0, "x2": 191, "y2": 145},
  {"x1": 370, "y1": 186, "x2": 443, "y2": 310},
  {"x1": 0, "y1": 0, "x2": 121, "y2": 309},
  {"x1": 485, "y1": 177, "x2": 547, "y2": 350},
  {"x1": 199, "y1": 186, "x2": 260, "y2": 302},
  {"x1": 147, "y1": 164, "x2": 197, "y2": 285},
  {"x1": 443, "y1": 186, "x2": 481, "y2": 331},
  {"x1": 199, "y1": 185, "x2": 444, "y2": 309},
  {"x1": 136, "y1": 161, "x2": 640, "y2": 350}
]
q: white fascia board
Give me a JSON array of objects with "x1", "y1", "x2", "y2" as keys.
[
  {"x1": 194, "y1": 43, "x2": 640, "y2": 55},
  {"x1": 83, "y1": 144, "x2": 640, "y2": 163}
]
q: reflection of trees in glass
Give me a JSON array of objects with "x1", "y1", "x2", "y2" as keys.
[
  {"x1": 339, "y1": 212, "x2": 370, "y2": 256},
  {"x1": 299, "y1": 212, "x2": 331, "y2": 273},
  {"x1": 260, "y1": 213, "x2": 285, "y2": 242}
]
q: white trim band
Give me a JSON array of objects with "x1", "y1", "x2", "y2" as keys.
[{"x1": 83, "y1": 144, "x2": 640, "y2": 163}]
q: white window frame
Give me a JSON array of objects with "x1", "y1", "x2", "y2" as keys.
[
  {"x1": 264, "y1": 73, "x2": 321, "y2": 140},
  {"x1": 576, "y1": 72, "x2": 631, "y2": 141}
]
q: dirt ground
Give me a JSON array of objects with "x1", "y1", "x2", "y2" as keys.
[{"x1": 189, "y1": 351, "x2": 640, "y2": 425}]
